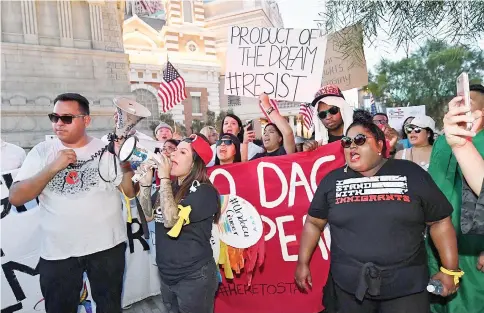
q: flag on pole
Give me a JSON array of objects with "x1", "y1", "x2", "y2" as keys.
[
  {"x1": 138, "y1": 0, "x2": 156, "y2": 14},
  {"x1": 370, "y1": 93, "x2": 377, "y2": 115},
  {"x1": 158, "y1": 61, "x2": 187, "y2": 113},
  {"x1": 259, "y1": 98, "x2": 280, "y2": 122},
  {"x1": 299, "y1": 103, "x2": 314, "y2": 130}
]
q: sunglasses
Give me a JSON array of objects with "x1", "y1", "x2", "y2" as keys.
[
  {"x1": 318, "y1": 106, "x2": 339, "y2": 119},
  {"x1": 404, "y1": 124, "x2": 423, "y2": 134},
  {"x1": 341, "y1": 134, "x2": 373, "y2": 148},
  {"x1": 373, "y1": 119, "x2": 388, "y2": 125},
  {"x1": 216, "y1": 139, "x2": 233, "y2": 146},
  {"x1": 48, "y1": 113, "x2": 86, "y2": 124}
]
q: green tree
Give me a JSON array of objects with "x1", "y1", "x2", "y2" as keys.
[
  {"x1": 149, "y1": 113, "x2": 175, "y2": 136},
  {"x1": 320, "y1": 1, "x2": 484, "y2": 56},
  {"x1": 190, "y1": 119, "x2": 206, "y2": 134},
  {"x1": 367, "y1": 40, "x2": 484, "y2": 128},
  {"x1": 206, "y1": 110, "x2": 216, "y2": 126},
  {"x1": 175, "y1": 122, "x2": 187, "y2": 137},
  {"x1": 215, "y1": 109, "x2": 234, "y2": 131}
]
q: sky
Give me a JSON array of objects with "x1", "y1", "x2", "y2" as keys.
[
  {"x1": 276, "y1": 0, "x2": 484, "y2": 72},
  {"x1": 276, "y1": 0, "x2": 484, "y2": 107}
]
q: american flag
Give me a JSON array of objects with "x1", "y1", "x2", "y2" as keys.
[
  {"x1": 158, "y1": 61, "x2": 187, "y2": 113},
  {"x1": 299, "y1": 103, "x2": 314, "y2": 130},
  {"x1": 370, "y1": 93, "x2": 377, "y2": 115},
  {"x1": 138, "y1": 0, "x2": 157, "y2": 14},
  {"x1": 259, "y1": 98, "x2": 280, "y2": 122}
]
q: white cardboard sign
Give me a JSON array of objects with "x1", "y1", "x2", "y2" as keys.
[
  {"x1": 224, "y1": 26, "x2": 327, "y2": 102},
  {"x1": 217, "y1": 194, "x2": 263, "y2": 249}
]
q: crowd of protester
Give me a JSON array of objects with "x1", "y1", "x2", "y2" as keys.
[{"x1": 2, "y1": 82, "x2": 484, "y2": 313}]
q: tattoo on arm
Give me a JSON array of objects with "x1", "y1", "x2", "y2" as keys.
[
  {"x1": 138, "y1": 186, "x2": 154, "y2": 219},
  {"x1": 159, "y1": 180, "x2": 179, "y2": 228}
]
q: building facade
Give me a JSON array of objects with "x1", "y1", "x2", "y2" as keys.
[
  {"x1": 1, "y1": 0, "x2": 138, "y2": 148},
  {"x1": 123, "y1": 0, "x2": 286, "y2": 135}
]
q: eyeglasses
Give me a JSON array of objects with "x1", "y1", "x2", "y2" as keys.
[
  {"x1": 341, "y1": 134, "x2": 373, "y2": 148},
  {"x1": 216, "y1": 139, "x2": 233, "y2": 146},
  {"x1": 373, "y1": 119, "x2": 388, "y2": 126},
  {"x1": 48, "y1": 113, "x2": 86, "y2": 124},
  {"x1": 162, "y1": 146, "x2": 176, "y2": 153},
  {"x1": 318, "y1": 106, "x2": 340, "y2": 119},
  {"x1": 404, "y1": 124, "x2": 423, "y2": 134}
]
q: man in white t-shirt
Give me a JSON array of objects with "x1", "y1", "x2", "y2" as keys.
[
  {"x1": 9, "y1": 93, "x2": 137, "y2": 313},
  {"x1": 0, "y1": 139, "x2": 26, "y2": 172}
]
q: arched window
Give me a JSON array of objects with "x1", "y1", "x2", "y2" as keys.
[
  {"x1": 132, "y1": 88, "x2": 160, "y2": 129},
  {"x1": 182, "y1": 1, "x2": 193, "y2": 23}
]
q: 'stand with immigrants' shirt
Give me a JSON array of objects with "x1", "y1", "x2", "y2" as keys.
[
  {"x1": 14, "y1": 137, "x2": 126, "y2": 260},
  {"x1": 309, "y1": 158, "x2": 453, "y2": 300}
]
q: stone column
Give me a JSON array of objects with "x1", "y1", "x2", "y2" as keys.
[
  {"x1": 20, "y1": 0, "x2": 38, "y2": 44},
  {"x1": 89, "y1": 3, "x2": 105, "y2": 50},
  {"x1": 57, "y1": 0, "x2": 74, "y2": 47}
]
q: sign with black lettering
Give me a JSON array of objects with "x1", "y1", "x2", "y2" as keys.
[
  {"x1": 322, "y1": 23, "x2": 368, "y2": 91},
  {"x1": 225, "y1": 26, "x2": 327, "y2": 102}
]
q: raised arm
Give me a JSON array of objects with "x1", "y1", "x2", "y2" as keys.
[
  {"x1": 443, "y1": 97, "x2": 484, "y2": 195},
  {"x1": 156, "y1": 153, "x2": 179, "y2": 228},
  {"x1": 260, "y1": 94, "x2": 296, "y2": 154},
  {"x1": 10, "y1": 149, "x2": 76, "y2": 207},
  {"x1": 136, "y1": 165, "x2": 155, "y2": 222}
]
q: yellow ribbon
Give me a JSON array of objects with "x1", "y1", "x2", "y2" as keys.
[
  {"x1": 167, "y1": 205, "x2": 192, "y2": 238},
  {"x1": 440, "y1": 266, "x2": 465, "y2": 285},
  {"x1": 120, "y1": 188, "x2": 133, "y2": 223},
  {"x1": 219, "y1": 242, "x2": 234, "y2": 279}
]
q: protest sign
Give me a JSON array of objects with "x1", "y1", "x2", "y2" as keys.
[
  {"x1": 210, "y1": 142, "x2": 344, "y2": 313},
  {"x1": 224, "y1": 26, "x2": 327, "y2": 102},
  {"x1": 0, "y1": 169, "x2": 160, "y2": 313},
  {"x1": 1, "y1": 143, "x2": 345, "y2": 313},
  {"x1": 217, "y1": 195, "x2": 263, "y2": 249},
  {"x1": 387, "y1": 105, "x2": 426, "y2": 131},
  {"x1": 322, "y1": 23, "x2": 368, "y2": 91}
]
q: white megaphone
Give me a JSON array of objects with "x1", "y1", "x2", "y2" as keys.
[
  {"x1": 118, "y1": 136, "x2": 164, "y2": 183},
  {"x1": 113, "y1": 97, "x2": 152, "y2": 139}
]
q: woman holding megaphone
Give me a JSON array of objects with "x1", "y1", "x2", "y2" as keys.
[{"x1": 136, "y1": 134, "x2": 221, "y2": 313}]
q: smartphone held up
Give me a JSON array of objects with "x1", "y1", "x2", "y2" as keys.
[{"x1": 456, "y1": 72, "x2": 473, "y2": 131}]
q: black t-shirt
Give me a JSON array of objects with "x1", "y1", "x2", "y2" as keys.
[
  {"x1": 309, "y1": 159, "x2": 453, "y2": 299},
  {"x1": 328, "y1": 134, "x2": 343, "y2": 143},
  {"x1": 250, "y1": 146, "x2": 286, "y2": 160},
  {"x1": 155, "y1": 183, "x2": 219, "y2": 285}
]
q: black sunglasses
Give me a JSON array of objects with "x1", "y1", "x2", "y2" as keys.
[
  {"x1": 48, "y1": 113, "x2": 86, "y2": 124},
  {"x1": 341, "y1": 134, "x2": 373, "y2": 148},
  {"x1": 404, "y1": 124, "x2": 423, "y2": 134},
  {"x1": 318, "y1": 106, "x2": 340, "y2": 119},
  {"x1": 216, "y1": 139, "x2": 233, "y2": 146}
]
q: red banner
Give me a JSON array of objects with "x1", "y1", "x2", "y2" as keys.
[{"x1": 209, "y1": 142, "x2": 345, "y2": 313}]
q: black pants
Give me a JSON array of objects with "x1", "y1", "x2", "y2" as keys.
[
  {"x1": 333, "y1": 283, "x2": 430, "y2": 313},
  {"x1": 159, "y1": 260, "x2": 218, "y2": 313},
  {"x1": 39, "y1": 242, "x2": 126, "y2": 313}
]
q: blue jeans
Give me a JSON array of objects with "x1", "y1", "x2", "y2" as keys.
[{"x1": 159, "y1": 260, "x2": 218, "y2": 313}]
